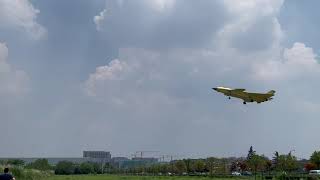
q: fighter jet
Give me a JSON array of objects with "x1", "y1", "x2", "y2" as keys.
[{"x1": 212, "y1": 86, "x2": 275, "y2": 104}]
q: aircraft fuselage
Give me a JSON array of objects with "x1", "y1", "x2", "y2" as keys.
[{"x1": 212, "y1": 86, "x2": 275, "y2": 104}]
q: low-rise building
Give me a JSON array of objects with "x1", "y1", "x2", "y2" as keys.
[{"x1": 83, "y1": 151, "x2": 111, "y2": 163}]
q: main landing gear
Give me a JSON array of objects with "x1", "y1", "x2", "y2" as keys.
[
  {"x1": 243, "y1": 101, "x2": 247, "y2": 104},
  {"x1": 228, "y1": 97, "x2": 231, "y2": 99}
]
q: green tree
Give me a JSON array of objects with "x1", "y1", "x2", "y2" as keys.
[
  {"x1": 103, "y1": 162, "x2": 113, "y2": 174},
  {"x1": 193, "y1": 160, "x2": 205, "y2": 173},
  {"x1": 91, "y1": 162, "x2": 103, "y2": 174},
  {"x1": 206, "y1": 157, "x2": 217, "y2": 176},
  {"x1": 247, "y1": 154, "x2": 267, "y2": 179},
  {"x1": 247, "y1": 146, "x2": 256, "y2": 160},
  {"x1": 149, "y1": 164, "x2": 161, "y2": 175},
  {"x1": 286, "y1": 152, "x2": 298, "y2": 172},
  {"x1": 310, "y1": 151, "x2": 320, "y2": 169},
  {"x1": 74, "y1": 165, "x2": 81, "y2": 174},
  {"x1": 159, "y1": 164, "x2": 169, "y2": 174},
  {"x1": 79, "y1": 162, "x2": 94, "y2": 174},
  {"x1": 230, "y1": 161, "x2": 239, "y2": 172},
  {"x1": 184, "y1": 159, "x2": 192, "y2": 173},
  {"x1": 265, "y1": 160, "x2": 272, "y2": 175},
  {"x1": 174, "y1": 160, "x2": 187, "y2": 174},
  {"x1": 26, "y1": 159, "x2": 52, "y2": 171},
  {"x1": 272, "y1": 151, "x2": 280, "y2": 170},
  {"x1": 274, "y1": 153, "x2": 298, "y2": 172},
  {"x1": 239, "y1": 161, "x2": 248, "y2": 172},
  {"x1": 276, "y1": 155, "x2": 287, "y2": 171},
  {"x1": 7, "y1": 159, "x2": 25, "y2": 166},
  {"x1": 217, "y1": 158, "x2": 228, "y2": 175},
  {"x1": 55, "y1": 161, "x2": 75, "y2": 175}
]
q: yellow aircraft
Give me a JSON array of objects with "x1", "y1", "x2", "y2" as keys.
[{"x1": 212, "y1": 87, "x2": 275, "y2": 104}]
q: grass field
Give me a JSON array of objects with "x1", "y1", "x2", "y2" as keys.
[{"x1": 45, "y1": 175, "x2": 251, "y2": 180}]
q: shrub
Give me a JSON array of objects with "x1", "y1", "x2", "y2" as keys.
[
  {"x1": 55, "y1": 161, "x2": 75, "y2": 175},
  {"x1": 10, "y1": 166, "x2": 52, "y2": 180}
]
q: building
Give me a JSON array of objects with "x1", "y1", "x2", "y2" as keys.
[
  {"x1": 117, "y1": 157, "x2": 158, "y2": 169},
  {"x1": 112, "y1": 157, "x2": 129, "y2": 163},
  {"x1": 83, "y1": 151, "x2": 111, "y2": 163},
  {"x1": 111, "y1": 157, "x2": 130, "y2": 168},
  {"x1": 131, "y1": 157, "x2": 158, "y2": 163}
]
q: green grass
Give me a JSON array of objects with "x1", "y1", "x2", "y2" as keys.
[{"x1": 46, "y1": 175, "x2": 251, "y2": 180}]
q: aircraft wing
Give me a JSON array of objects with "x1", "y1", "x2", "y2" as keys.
[
  {"x1": 233, "y1": 88, "x2": 246, "y2": 92},
  {"x1": 248, "y1": 93, "x2": 272, "y2": 103},
  {"x1": 220, "y1": 88, "x2": 246, "y2": 96}
]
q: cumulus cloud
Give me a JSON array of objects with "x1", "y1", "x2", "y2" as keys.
[
  {"x1": 94, "y1": 9, "x2": 108, "y2": 31},
  {"x1": 85, "y1": 59, "x2": 129, "y2": 96},
  {"x1": 253, "y1": 42, "x2": 319, "y2": 81},
  {"x1": 150, "y1": 0, "x2": 176, "y2": 12},
  {"x1": 0, "y1": 43, "x2": 29, "y2": 95},
  {"x1": 94, "y1": 0, "x2": 284, "y2": 51},
  {"x1": 85, "y1": 46, "x2": 284, "y2": 107},
  {"x1": 217, "y1": 0, "x2": 284, "y2": 51},
  {"x1": 93, "y1": 0, "x2": 229, "y2": 48},
  {"x1": 0, "y1": 0, "x2": 47, "y2": 39},
  {"x1": 223, "y1": 0, "x2": 284, "y2": 18}
]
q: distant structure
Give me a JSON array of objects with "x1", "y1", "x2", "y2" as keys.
[
  {"x1": 131, "y1": 157, "x2": 158, "y2": 163},
  {"x1": 111, "y1": 157, "x2": 130, "y2": 168},
  {"x1": 115, "y1": 157, "x2": 158, "y2": 169},
  {"x1": 83, "y1": 151, "x2": 111, "y2": 163},
  {"x1": 0, "y1": 150, "x2": 160, "y2": 167},
  {"x1": 112, "y1": 157, "x2": 129, "y2": 163}
]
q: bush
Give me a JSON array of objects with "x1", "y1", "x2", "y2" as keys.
[
  {"x1": 10, "y1": 166, "x2": 53, "y2": 180},
  {"x1": 7, "y1": 159, "x2": 25, "y2": 166},
  {"x1": 26, "y1": 159, "x2": 52, "y2": 171},
  {"x1": 55, "y1": 161, "x2": 75, "y2": 175},
  {"x1": 11, "y1": 166, "x2": 24, "y2": 178},
  {"x1": 79, "y1": 162, "x2": 94, "y2": 174}
]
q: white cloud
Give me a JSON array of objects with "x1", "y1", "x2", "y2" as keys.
[
  {"x1": 89, "y1": 0, "x2": 288, "y2": 108},
  {"x1": 0, "y1": 42, "x2": 29, "y2": 95},
  {"x1": 253, "y1": 42, "x2": 319, "y2": 81},
  {"x1": 223, "y1": 0, "x2": 283, "y2": 16},
  {"x1": 217, "y1": 0, "x2": 284, "y2": 51},
  {"x1": 0, "y1": 0, "x2": 47, "y2": 39},
  {"x1": 93, "y1": 1, "x2": 229, "y2": 48},
  {"x1": 149, "y1": 0, "x2": 176, "y2": 12},
  {"x1": 94, "y1": 9, "x2": 108, "y2": 31},
  {"x1": 94, "y1": 0, "x2": 284, "y2": 51},
  {"x1": 85, "y1": 59, "x2": 129, "y2": 96},
  {"x1": 84, "y1": 47, "x2": 274, "y2": 107},
  {"x1": 94, "y1": 0, "x2": 176, "y2": 31}
]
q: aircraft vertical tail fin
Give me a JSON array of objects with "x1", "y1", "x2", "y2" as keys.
[{"x1": 267, "y1": 90, "x2": 276, "y2": 95}]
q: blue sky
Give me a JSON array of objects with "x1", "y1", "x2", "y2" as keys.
[{"x1": 0, "y1": 0, "x2": 319, "y2": 159}]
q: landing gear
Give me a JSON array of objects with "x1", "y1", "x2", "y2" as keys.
[
  {"x1": 228, "y1": 97, "x2": 231, "y2": 99},
  {"x1": 243, "y1": 101, "x2": 246, "y2": 105}
]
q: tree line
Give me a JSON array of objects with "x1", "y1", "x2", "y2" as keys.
[{"x1": 1, "y1": 147, "x2": 320, "y2": 176}]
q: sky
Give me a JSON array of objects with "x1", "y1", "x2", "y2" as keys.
[{"x1": 0, "y1": 0, "x2": 320, "y2": 159}]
